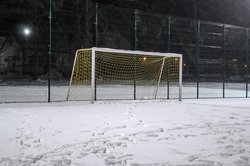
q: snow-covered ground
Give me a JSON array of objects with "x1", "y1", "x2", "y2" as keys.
[{"x1": 1, "y1": 99, "x2": 250, "y2": 166}]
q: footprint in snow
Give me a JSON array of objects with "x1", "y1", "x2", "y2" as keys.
[{"x1": 187, "y1": 155, "x2": 200, "y2": 162}]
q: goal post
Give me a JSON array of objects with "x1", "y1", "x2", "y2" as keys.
[
  {"x1": 91, "y1": 48, "x2": 96, "y2": 103},
  {"x1": 67, "y1": 47, "x2": 182, "y2": 103}
]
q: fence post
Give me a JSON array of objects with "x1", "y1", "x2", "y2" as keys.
[
  {"x1": 167, "y1": 16, "x2": 171, "y2": 99},
  {"x1": 246, "y1": 28, "x2": 249, "y2": 98},
  {"x1": 94, "y1": 2, "x2": 98, "y2": 101},
  {"x1": 95, "y1": 3, "x2": 99, "y2": 47},
  {"x1": 134, "y1": 10, "x2": 138, "y2": 50},
  {"x1": 134, "y1": 80, "x2": 136, "y2": 100},
  {"x1": 223, "y1": 25, "x2": 226, "y2": 98},
  {"x1": 48, "y1": 0, "x2": 52, "y2": 103},
  {"x1": 196, "y1": 20, "x2": 200, "y2": 99},
  {"x1": 133, "y1": 10, "x2": 138, "y2": 100},
  {"x1": 168, "y1": 16, "x2": 171, "y2": 53}
]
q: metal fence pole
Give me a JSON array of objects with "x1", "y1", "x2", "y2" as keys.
[
  {"x1": 134, "y1": 10, "x2": 138, "y2": 50},
  {"x1": 223, "y1": 25, "x2": 226, "y2": 98},
  {"x1": 167, "y1": 16, "x2": 171, "y2": 99},
  {"x1": 246, "y1": 28, "x2": 249, "y2": 98},
  {"x1": 94, "y1": 2, "x2": 98, "y2": 101},
  {"x1": 95, "y1": 3, "x2": 99, "y2": 47},
  {"x1": 196, "y1": 20, "x2": 200, "y2": 99},
  {"x1": 133, "y1": 10, "x2": 138, "y2": 100},
  {"x1": 48, "y1": 0, "x2": 52, "y2": 102},
  {"x1": 167, "y1": 16, "x2": 171, "y2": 52}
]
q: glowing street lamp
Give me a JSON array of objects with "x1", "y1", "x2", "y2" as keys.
[{"x1": 23, "y1": 27, "x2": 31, "y2": 36}]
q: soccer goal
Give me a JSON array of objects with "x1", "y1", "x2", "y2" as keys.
[{"x1": 66, "y1": 47, "x2": 182, "y2": 103}]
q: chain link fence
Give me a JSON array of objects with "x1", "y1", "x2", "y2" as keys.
[{"x1": 0, "y1": 2, "x2": 249, "y2": 102}]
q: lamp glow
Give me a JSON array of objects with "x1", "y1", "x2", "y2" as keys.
[{"x1": 24, "y1": 28, "x2": 31, "y2": 36}]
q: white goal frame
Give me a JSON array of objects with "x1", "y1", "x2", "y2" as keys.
[{"x1": 68, "y1": 47, "x2": 183, "y2": 103}]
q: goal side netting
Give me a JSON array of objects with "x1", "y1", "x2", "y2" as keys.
[{"x1": 66, "y1": 48, "x2": 182, "y2": 103}]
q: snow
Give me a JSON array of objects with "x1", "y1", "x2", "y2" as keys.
[{"x1": 1, "y1": 99, "x2": 250, "y2": 166}]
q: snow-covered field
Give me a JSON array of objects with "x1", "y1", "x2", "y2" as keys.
[{"x1": 1, "y1": 99, "x2": 250, "y2": 166}]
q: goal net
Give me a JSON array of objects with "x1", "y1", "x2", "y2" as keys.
[{"x1": 66, "y1": 48, "x2": 182, "y2": 103}]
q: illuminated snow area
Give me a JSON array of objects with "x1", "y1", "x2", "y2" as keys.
[{"x1": 1, "y1": 98, "x2": 250, "y2": 166}]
